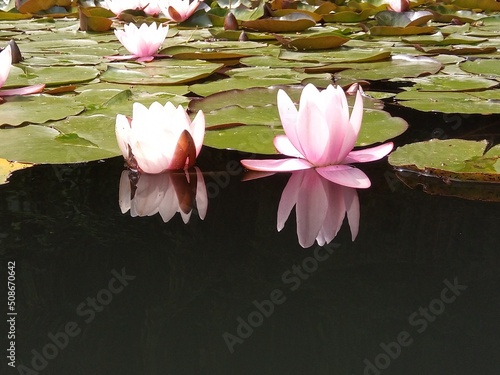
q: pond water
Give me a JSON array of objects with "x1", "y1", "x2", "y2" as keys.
[{"x1": 2, "y1": 114, "x2": 500, "y2": 374}]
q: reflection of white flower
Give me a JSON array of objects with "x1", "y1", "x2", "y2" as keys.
[
  {"x1": 119, "y1": 168, "x2": 208, "y2": 223},
  {"x1": 277, "y1": 169, "x2": 360, "y2": 248}
]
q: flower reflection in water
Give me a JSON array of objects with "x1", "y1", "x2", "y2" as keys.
[
  {"x1": 119, "y1": 167, "x2": 207, "y2": 223},
  {"x1": 277, "y1": 169, "x2": 360, "y2": 248}
]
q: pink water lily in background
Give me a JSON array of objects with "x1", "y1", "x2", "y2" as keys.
[
  {"x1": 105, "y1": 0, "x2": 162, "y2": 16},
  {"x1": 116, "y1": 101, "x2": 205, "y2": 174},
  {"x1": 119, "y1": 167, "x2": 208, "y2": 223},
  {"x1": 387, "y1": 0, "x2": 410, "y2": 12},
  {"x1": 160, "y1": 0, "x2": 202, "y2": 23},
  {"x1": 278, "y1": 169, "x2": 360, "y2": 248},
  {"x1": 0, "y1": 45, "x2": 44, "y2": 96},
  {"x1": 241, "y1": 83, "x2": 393, "y2": 189},
  {"x1": 110, "y1": 22, "x2": 168, "y2": 62}
]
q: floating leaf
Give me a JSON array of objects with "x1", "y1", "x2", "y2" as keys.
[
  {"x1": 459, "y1": 59, "x2": 500, "y2": 78},
  {"x1": 394, "y1": 90, "x2": 500, "y2": 114},
  {"x1": 0, "y1": 95, "x2": 85, "y2": 126},
  {"x1": 389, "y1": 139, "x2": 500, "y2": 182},
  {"x1": 369, "y1": 25, "x2": 436, "y2": 36},
  {"x1": 101, "y1": 60, "x2": 224, "y2": 86},
  {"x1": 241, "y1": 14, "x2": 316, "y2": 33},
  {"x1": 274, "y1": 33, "x2": 349, "y2": 50},
  {"x1": 0, "y1": 158, "x2": 33, "y2": 185},
  {"x1": 0, "y1": 116, "x2": 120, "y2": 164},
  {"x1": 402, "y1": 75, "x2": 498, "y2": 92}
]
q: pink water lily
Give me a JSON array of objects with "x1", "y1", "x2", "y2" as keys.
[
  {"x1": 278, "y1": 169, "x2": 360, "y2": 248},
  {"x1": 160, "y1": 0, "x2": 202, "y2": 23},
  {"x1": 116, "y1": 101, "x2": 205, "y2": 174},
  {"x1": 119, "y1": 167, "x2": 208, "y2": 223},
  {"x1": 241, "y1": 84, "x2": 393, "y2": 189},
  {"x1": 110, "y1": 22, "x2": 168, "y2": 62},
  {"x1": 387, "y1": 0, "x2": 410, "y2": 12},
  {"x1": 105, "y1": 0, "x2": 162, "y2": 16},
  {"x1": 0, "y1": 45, "x2": 44, "y2": 96}
]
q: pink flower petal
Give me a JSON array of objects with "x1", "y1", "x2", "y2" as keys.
[
  {"x1": 343, "y1": 142, "x2": 394, "y2": 164},
  {"x1": 316, "y1": 165, "x2": 371, "y2": 188},
  {"x1": 0, "y1": 84, "x2": 45, "y2": 96},
  {"x1": 273, "y1": 135, "x2": 304, "y2": 159},
  {"x1": 276, "y1": 89, "x2": 302, "y2": 155},
  {"x1": 241, "y1": 158, "x2": 313, "y2": 172}
]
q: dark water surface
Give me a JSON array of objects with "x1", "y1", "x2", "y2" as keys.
[{"x1": 1, "y1": 136, "x2": 500, "y2": 375}]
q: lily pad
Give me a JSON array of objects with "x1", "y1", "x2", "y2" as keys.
[
  {"x1": 241, "y1": 14, "x2": 316, "y2": 33},
  {"x1": 389, "y1": 139, "x2": 500, "y2": 182},
  {"x1": 0, "y1": 158, "x2": 33, "y2": 185},
  {"x1": 402, "y1": 75, "x2": 499, "y2": 92},
  {"x1": 459, "y1": 59, "x2": 500, "y2": 78},
  {"x1": 101, "y1": 60, "x2": 224, "y2": 86},
  {"x1": 0, "y1": 95, "x2": 85, "y2": 126},
  {"x1": 0, "y1": 115, "x2": 120, "y2": 164},
  {"x1": 394, "y1": 90, "x2": 500, "y2": 114}
]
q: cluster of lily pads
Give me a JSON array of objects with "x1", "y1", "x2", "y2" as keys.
[{"x1": 0, "y1": 0, "x2": 499, "y2": 188}]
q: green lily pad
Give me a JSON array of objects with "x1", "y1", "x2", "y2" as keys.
[
  {"x1": 332, "y1": 55, "x2": 442, "y2": 81},
  {"x1": 389, "y1": 139, "x2": 500, "y2": 182},
  {"x1": 459, "y1": 59, "x2": 500, "y2": 78},
  {"x1": 3, "y1": 65, "x2": 100, "y2": 87},
  {"x1": 375, "y1": 11, "x2": 434, "y2": 27},
  {"x1": 0, "y1": 95, "x2": 84, "y2": 126},
  {"x1": 369, "y1": 25, "x2": 436, "y2": 36},
  {"x1": 394, "y1": 90, "x2": 500, "y2": 114},
  {"x1": 100, "y1": 60, "x2": 223, "y2": 86},
  {"x1": 0, "y1": 115, "x2": 120, "y2": 164},
  {"x1": 279, "y1": 48, "x2": 391, "y2": 63},
  {"x1": 402, "y1": 75, "x2": 498, "y2": 92},
  {"x1": 189, "y1": 68, "x2": 332, "y2": 97},
  {"x1": 241, "y1": 14, "x2": 316, "y2": 33}
]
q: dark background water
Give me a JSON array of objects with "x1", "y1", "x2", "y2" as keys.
[{"x1": 1, "y1": 110, "x2": 500, "y2": 375}]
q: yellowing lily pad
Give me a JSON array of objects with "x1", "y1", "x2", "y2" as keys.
[
  {"x1": 0, "y1": 158, "x2": 33, "y2": 185},
  {"x1": 389, "y1": 139, "x2": 500, "y2": 182}
]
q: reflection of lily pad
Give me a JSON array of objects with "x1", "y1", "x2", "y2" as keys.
[
  {"x1": 395, "y1": 170, "x2": 500, "y2": 201},
  {"x1": 389, "y1": 139, "x2": 500, "y2": 182}
]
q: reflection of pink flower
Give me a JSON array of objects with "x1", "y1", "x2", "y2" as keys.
[
  {"x1": 160, "y1": 0, "x2": 202, "y2": 23},
  {"x1": 105, "y1": 0, "x2": 162, "y2": 16},
  {"x1": 0, "y1": 45, "x2": 44, "y2": 96},
  {"x1": 115, "y1": 101, "x2": 205, "y2": 174},
  {"x1": 241, "y1": 84, "x2": 393, "y2": 189},
  {"x1": 278, "y1": 169, "x2": 359, "y2": 248},
  {"x1": 387, "y1": 0, "x2": 410, "y2": 12},
  {"x1": 119, "y1": 167, "x2": 208, "y2": 223},
  {"x1": 112, "y1": 22, "x2": 168, "y2": 62}
]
